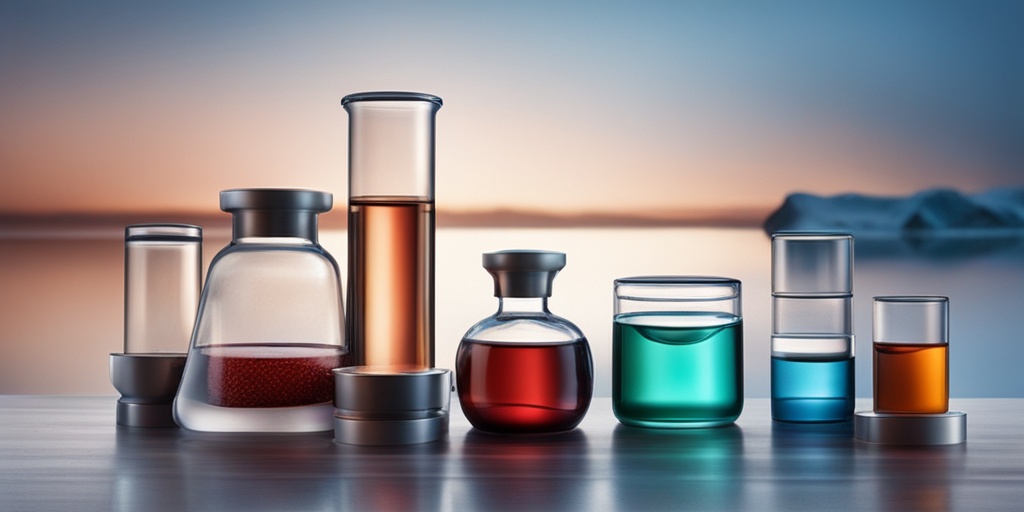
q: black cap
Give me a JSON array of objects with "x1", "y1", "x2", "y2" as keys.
[
  {"x1": 483, "y1": 250, "x2": 566, "y2": 298},
  {"x1": 219, "y1": 188, "x2": 332, "y2": 240}
]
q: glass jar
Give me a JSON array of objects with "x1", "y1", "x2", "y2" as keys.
[
  {"x1": 455, "y1": 250, "x2": 593, "y2": 433},
  {"x1": 613, "y1": 276, "x2": 744, "y2": 428},
  {"x1": 173, "y1": 188, "x2": 348, "y2": 432}
]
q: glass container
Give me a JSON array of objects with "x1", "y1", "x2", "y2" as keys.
[
  {"x1": 173, "y1": 189, "x2": 348, "y2": 432},
  {"x1": 770, "y1": 233, "x2": 855, "y2": 423},
  {"x1": 873, "y1": 296, "x2": 949, "y2": 414},
  {"x1": 342, "y1": 91, "x2": 441, "y2": 369},
  {"x1": 613, "y1": 276, "x2": 743, "y2": 428},
  {"x1": 456, "y1": 250, "x2": 593, "y2": 433},
  {"x1": 110, "y1": 224, "x2": 202, "y2": 427}
]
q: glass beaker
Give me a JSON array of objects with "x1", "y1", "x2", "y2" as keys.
[
  {"x1": 613, "y1": 276, "x2": 743, "y2": 428},
  {"x1": 455, "y1": 250, "x2": 594, "y2": 433},
  {"x1": 342, "y1": 91, "x2": 442, "y2": 369},
  {"x1": 872, "y1": 296, "x2": 949, "y2": 414},
  {"x1": 173, "y1": 189, "x2": 348, "y2": 432}
]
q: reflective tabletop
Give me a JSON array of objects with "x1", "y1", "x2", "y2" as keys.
[{"x1": 1, "y1": 396, "x2": 1021, "y2": 511}]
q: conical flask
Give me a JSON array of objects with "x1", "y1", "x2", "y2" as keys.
[
  {"x1": 342, "y1": 91, "x2": 442, "y2": 369},
  {"x1": 173, "y1": 188, "x2": 348, "y2": 432}
]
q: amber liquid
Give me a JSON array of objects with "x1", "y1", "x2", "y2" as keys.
[
  {"x1": 873, "y1": 343, "x2": 948, "y2": 413},
  {"x1": 456, "y1": 339, "x2": 594, "y2": 433},
  {"x1": 348, "y1": 197, "x2": 434, "y2": 368}
]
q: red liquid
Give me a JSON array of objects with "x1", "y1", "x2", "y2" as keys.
[
  {"x1": 455, "y1": 339, "x2": 593, "y2": 433},
  {"x1": 196, "y1": 344, "x2": 346, "y2": 408}
]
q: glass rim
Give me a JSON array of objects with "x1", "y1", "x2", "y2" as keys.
[
  {"x1": 341, "y1": 91, "x2": 442, "y2": 107},
  {"x1": 614, "y1": 276, "x2": 741, "y2": 302},
  {"x1": 770, "y1": 231, "x2": 853, "y2": 240},
  {"x1": 125, "y1": 224, "x2": 202, "y2": 241},
  {"x1": 873, "y1": 295, "x2": 949, "y2": 304},
  {"x1": 614, "y1": 275, "x2": 740, "y2": 286}
]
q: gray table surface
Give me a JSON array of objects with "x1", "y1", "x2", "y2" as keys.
[{"x1": 1, "y1": 396, "x2": 1022, "y2": 511}]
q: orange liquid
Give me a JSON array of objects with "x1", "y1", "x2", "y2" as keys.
[
  {"x1": 348, "y1": 197, "x2": 434, "y2": 368},
  {"x1": 873, "y1": 343, "x2": 948, "y2": 413}
]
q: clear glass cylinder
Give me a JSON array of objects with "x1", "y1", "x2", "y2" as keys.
[
  {"x1": 770, "y1": 232, "x2": 854, "y2": 423},
  {"x1": 613, "y1": 276, "x2": 743, "y2": 428},
  {"x1": 174, "y1": 189, "x2": 348, "y2": 432},
  {"x1": 342, "y1": 91, "x2": 441, "y2": 369},
  {"x1": 124, "y1": 224, "x2": 202, "y2": 354},
  {"x1": 455, "y1": 251, "x2": 593, "y2": 434},
  {"x1": 873, "y1": 296, "x2": 949, "y2": 414}
]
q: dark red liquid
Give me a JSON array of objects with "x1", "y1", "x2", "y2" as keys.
[
  {"x1": 455, "y1": 338, "x2": 593, "y2": 433},
  {"x1": 198, "y1": 344, "x2": 346, "y2": 408}
]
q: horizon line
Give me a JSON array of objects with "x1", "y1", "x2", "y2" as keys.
[{"x1": 0, "y1": 207, "x2": 772, "y2": 238}]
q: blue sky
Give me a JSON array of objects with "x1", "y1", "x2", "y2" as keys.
[{"x1": 1, "y1": 0, "x2": 1021, "y2": 217}]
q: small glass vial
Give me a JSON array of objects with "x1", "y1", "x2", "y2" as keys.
[
  {"x1": 110, "y1": 224, "x2": 202, "y2": 427},
  {"x1": 873, "y1": 296, "x2": 949, "y2": 414},
  {"x1": 770, "y1": 233, "x2": 855, "y2": 423},
  {"x1": 455, "y1": 250, "x2": 594, "y2": 433}
]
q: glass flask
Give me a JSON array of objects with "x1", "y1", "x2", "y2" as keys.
[
  {"x1": 174, "y1": 189, "x2": 348, "y2": 432},
  {"x1": 873, "y1": 296, "x2": 949, "y2": 414},
  {"x1": 111, "y1": 224, "x2": 202, "y2": 427},
  {"x1": 613, "y1": 276, "x2": 743, "y2": 428},
  {"x1": 770, "y1": 233, "x2": 855, "y2": 423},
  {"x1": 342, "y1": 91, "x2": 442, "y2": 369},
  {"x1": 455, "y1": 250, "x2": 594, "y2": 433}
]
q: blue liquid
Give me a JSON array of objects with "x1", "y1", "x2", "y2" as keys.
[{"x1": 771, "y1": 357, "x2": 854, "y2": 423}]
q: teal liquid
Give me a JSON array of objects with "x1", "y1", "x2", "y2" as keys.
[
  {"x1": 771, "y1": 357, "x2": 854, "y2": 423},
  {"x1": 613, "y1": 312, "x2": 743, "y2": 428}
]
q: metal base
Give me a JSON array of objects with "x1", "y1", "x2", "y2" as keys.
[
  {"x1": 854, "y1": 410, "x2": 966, "y2": 445},
  {"x1": 116, "y1": 400, "x2": 178, "y2": 428},
  {"x1": 110, "y1": 353, "x2": 186, "y2": 428},
  {"x1": 333, "y1": 414, "x2": 449, "y2": 446}
]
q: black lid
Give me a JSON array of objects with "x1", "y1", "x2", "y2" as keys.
[
  {"x1": 483, "y1": 250, "x2": 566, "y2": 298},
  {"x1": 219, "y1": 188, "x2": 332, "y2": 240},
  {"x1": 220, "y1": 188, "x2": 332, "y2": 212}
]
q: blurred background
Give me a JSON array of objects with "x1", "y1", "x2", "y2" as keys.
[{"x1": 1, "y1": 0, "x2": 1022, "y2": 397}]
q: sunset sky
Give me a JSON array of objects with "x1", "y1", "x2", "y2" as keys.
[{"x1": 1, "y1": 0, "x2": 1021, "y2": 220}]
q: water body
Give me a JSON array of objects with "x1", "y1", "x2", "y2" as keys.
[{"x1": 2, "y1": 227, "x2": 1022, "y2": 397}]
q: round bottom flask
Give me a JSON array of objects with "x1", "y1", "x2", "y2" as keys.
[
  {"x1": 455, "y1": 251, "x2": 594, "y2": 434},
  {"x1": 174, "y1": 189, "x2": 348, "y2": 432}
]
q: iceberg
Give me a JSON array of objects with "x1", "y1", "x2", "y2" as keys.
[{"x1": 764, "y1": 188, "x2": 1024, "y2": 236}]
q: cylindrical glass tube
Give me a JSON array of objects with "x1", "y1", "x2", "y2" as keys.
[
  {"x1": 124, "y1": 224, "x2": 202, "y2": 354},
  {"x1": 613, "y1": 276, "x2": 743, "y2": 428},
  {"x1": 770, "y1": 233, "x2": 854, "y2": 423},
  {"x1": 342, "y1": 92, "x2": 442, "y2": 369},
  {"x1": 872, "y1": 296, "x2": 949, "y2": 414}
]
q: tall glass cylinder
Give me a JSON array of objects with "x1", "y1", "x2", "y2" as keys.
[
  {"x1": 770, "y1": 233, "x2": 855, "y2": 423},
  {"x1": 342, "y1": 91, "x2": 442, "y2": 369}
]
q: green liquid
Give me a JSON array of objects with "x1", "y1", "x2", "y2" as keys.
[{"x1": 613, "y1": 312, "x2": 743, "y2": 428}]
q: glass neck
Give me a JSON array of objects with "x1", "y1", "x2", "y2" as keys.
[
  {"x1": 231, "y1": 210, "x2": 318, "y2": 243},
  {"x1": 498, "y1": 297, "x2": 549, "y2": 315}
]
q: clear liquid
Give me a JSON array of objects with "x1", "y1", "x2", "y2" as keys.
[
  {"x1": 613, "y1": 312, "x2": 743, "y2": 428},
  {"x1": 456, "y1": 338, "x2": 593, "y2": 433},
  {"x1": 874, "y1": 343, "x2": 948, "y2": 413},
  {"x1": 348, "y1": 197, "x2": 434, "y2": 368},
  {"x1": 771, "y1": 357, "x2": 854, "y2": 422},
  {"x1": 174, "y1": 343, "x2": 344, "y2": 432}
]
